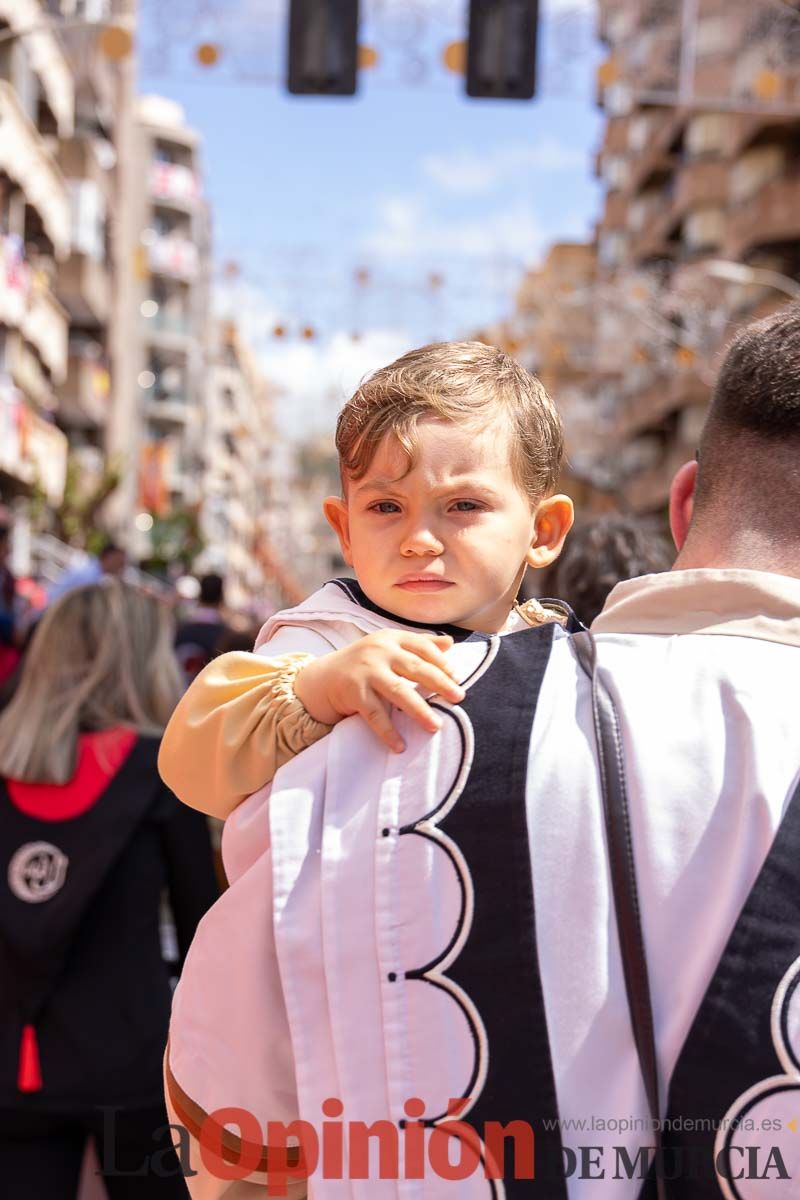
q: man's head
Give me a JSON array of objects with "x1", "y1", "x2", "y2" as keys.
[
  {"x1": 199, "y1": 572, "x2": 225, "y2": 609},
  {"x1": 98, "y1": 539, "x2": 126, "y2": 577},
  {"x1": 324, "y1": 341, "x2": 573, "y2": 633},
  {"x1": 554, "y1": 514, "x2": 674, "y2": 626},
  {"x1": 670, "y1": 305, "x2": 800, "y2": 570}
]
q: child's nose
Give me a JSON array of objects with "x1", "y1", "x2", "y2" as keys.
[{"x1": 399, "y1": 524, "x2": 444, "y2": 556}]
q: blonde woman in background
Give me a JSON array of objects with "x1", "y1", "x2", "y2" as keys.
[{"x1": 0, "y1": 581, "x2": 218, "y2": 1199}]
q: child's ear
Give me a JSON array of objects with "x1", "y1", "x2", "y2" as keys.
[
  {"x1": 525, "y1": 495, "x2": 574, "y2": 570},
  {"x1": 323, "y1": 496, "x2": 354, "y2": 566}
]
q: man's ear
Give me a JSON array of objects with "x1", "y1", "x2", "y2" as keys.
[
  {"x1": 323, "y1": 496, "x2": 353, "y2": 566},
  {"x1": 525, "y1": 495, "x2": 575, "y2": 570},
  {"x1": 669, "y1": 460, "x2": 698, "y2": 551}
]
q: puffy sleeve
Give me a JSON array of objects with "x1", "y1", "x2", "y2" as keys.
[{"x1": 158, "y1": 627, "x2": 335, "y2": 820}]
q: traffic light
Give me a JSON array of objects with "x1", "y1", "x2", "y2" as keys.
[
  {"x1": 466, "y1": 0, "x2": 539, "y2": 100},
  {"x1": 288, "y1": 0, "x2": 360, "y2": 96}
]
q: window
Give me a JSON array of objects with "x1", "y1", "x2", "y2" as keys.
[
  {"x1": 67, "y1": 181, "x2": 106, "y2": 261},
  {"x1": 686, "y1": 113, "x2": 732, "y2": 158},
  {"x1": 599, "y1": 232, "x2": 626, "y2": 268},
  {"x1": 604, "y1": 156, "x2": 630, "y2": 190},
  {"x1": 629, "y1": 114, "x2": 653, "y2": 154},
  {"x1": 731, "y1": 145, "x2": 786, "y2": 203},
  {"x1": 683, "y1": 209, "x2": 725, "y2": 250}
]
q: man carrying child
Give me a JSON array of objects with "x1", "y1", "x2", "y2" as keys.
[{"x1": 163, "y1": 314, "x2": 800, "y2": 1199}]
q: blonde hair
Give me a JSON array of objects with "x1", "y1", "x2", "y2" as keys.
[
  {"x1": 336, "y1": 341, "x2": 564, "y2": 502},
  {"x1": 0, "y1": 580, "x2": 183, "y2": 784}
]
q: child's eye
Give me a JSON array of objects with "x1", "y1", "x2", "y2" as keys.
[
  {"x1": 450, "y1": 500, "x2": 482, "y2": 512},
  {"x1": 369, "y1": 501, "x2": 401, "y2": 514}
]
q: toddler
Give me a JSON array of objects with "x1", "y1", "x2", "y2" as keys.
[{"x1": 158, "y1": 341, "x2": 575, "y2": 818}]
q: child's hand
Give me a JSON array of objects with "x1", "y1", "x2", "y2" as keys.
[{"x1": 293, "y1": 630, "x2": 466, "y2": 753}]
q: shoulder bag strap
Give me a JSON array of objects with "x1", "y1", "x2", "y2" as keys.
[{"x1": 572, "y1": 630, "x2": 666, "y2": 1200}]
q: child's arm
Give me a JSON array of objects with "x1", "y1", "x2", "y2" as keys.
[
  {"x1": 158, "y1": 630, "x2": 464, "y2": 820},
  {"x1": 158, "y1": 647, "x2": 334, "y2": 820}
]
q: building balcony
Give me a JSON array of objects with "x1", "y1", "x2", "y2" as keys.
[
  {"x1": 225, "y1": 498, "x2": 252, "y2": 539},
  {"x1": 148, "y1": 236, "x2": 199, "y2": 282},
  {"x1": 59, "y1": 138, "x2": 114, "y2": 212},
  {"x1": 692, "y1": 58, "x2": 736, "y2": 104},
  {"x1": 168, "y1": 467, "x2": 201, "y2": 508},
  {"x1": 0, "y1": 235, "x2": 30, "y2": 328},
  {"x1": 57, "y1": 350, "x2": 111, "y2": 430},
  {"x1": 144, "y1": 390, "x2": 192, "y2": 426},
  {"x1": 725, "y1": 174, "x2": 800, "y2": 260},
  {"x1": 0, "y1": 82, "x2": 71, "y2": 259},
  {"x1": 23, "y1": 281, "x2": 69, "y2": 385},
  {"x1": 626, "y1": 112, "x2": 686, "y2": 196},
  {"x1": 629, "y1": 208, "x2": 681, "y2": 265},
  {"x1": 0, "y1": 0, "x2": 74, "y2": 138},
  {"x1": 150, "y1": 162, "x2": 201, "y2": 209},
  {"x1": 599, "y1": 191, "x2": 629, "y2": 234},
  {"x1": 621, "y1": 435, "x2": 700, "y2": 515},
  {"x1": 673, "y1": 159, "x2": 729, "y2": 217},
  {"x1": 0, "y1": 384, "x2": 68, "y2": 503},
  {"x1": 57, "y1": 251, "x2": 112, "y2": 328},
  {"x1": 143, "y1": 309, "x2": 193, "y2": 350},
  {"x1": 613, "y1": 371, "x2": 709, "y2": 443},
  {"x1": 7, "y1": 332, "x2": 53, "y2": 411},
  {"x1": 601, "y1": 116, "x2": 631, "y2": 156},
  {"x1": 729, "y1": 113, "x2": 799, "y2": 159},
  {"x1": 1, "y1": 236, "x2": 68, "y2": 383}
]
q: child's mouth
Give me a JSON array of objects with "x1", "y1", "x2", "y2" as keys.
[{"x1": 395, "y1": 579, "x2": 455, "y2": 593}]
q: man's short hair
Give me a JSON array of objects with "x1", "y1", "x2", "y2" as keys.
[
  {"x1": 199, "y1": 573, "x2": 224, "y2": 607},
  {"x1": 335, "y1": 341, "x2": 564, "y2": 503},
  {"x1": 695, "y1": 305, "x2": 800, "y2": 526},
  {"x1": 97, "y1": 538, "x2": 123, "y2": 561},
  {"x1": 553, "y1": 514, "x2": 673, "y2": 627}
]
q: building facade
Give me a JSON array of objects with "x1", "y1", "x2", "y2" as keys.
[
  {"x1": 202, "y1": 320, "x2": 272, "y2": 611},
  {"x1": 114, "y1": 92, "x2": 211, "y2": 559},
  {"x1": 0, "y1": 0, "x2": 73, "y2": 537},
  {"x1": 545, "y1": 0, "x2": 800, "y2": 516},
  {"x1": 55, "y1": 0, "x2": 131, "y2": 532},
  {"x1": 0, "y1": 0, "x2": 142, "y2": 578},
  {"x1": 594, "y1": 0, "x2": 800, "y2": 513}
]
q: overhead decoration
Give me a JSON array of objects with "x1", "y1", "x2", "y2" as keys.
[
  {"x1": 98, "y1": 24, "x2": 134, "y2": 62},
  {"x1": 196, "y1": 43, "x2": 222, "y2": 67}
]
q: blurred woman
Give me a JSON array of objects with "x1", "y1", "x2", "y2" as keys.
[{"x1": 0, "y1": 581, "x2": 218, "y2": 1198}]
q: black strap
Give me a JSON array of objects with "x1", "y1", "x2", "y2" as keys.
[{"x1": 572, "y1": 631, "x2": 666, "y2": 1200}]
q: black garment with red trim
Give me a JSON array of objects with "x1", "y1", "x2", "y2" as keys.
[{"x1": 0, "y1": 734, "x2": 218, "y2": 1112}]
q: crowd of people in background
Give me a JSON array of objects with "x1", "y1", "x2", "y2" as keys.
[{"x1": 0, "y1": 580, "x2": 219, "y2": 1197}]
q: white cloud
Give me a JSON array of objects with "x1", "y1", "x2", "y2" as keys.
[
  {"x1": 422, "y1": 138, "x2": 587, "y2": 195},
  {"x1": 361, "y1": 193, "x2": 584, "y2": 263}
]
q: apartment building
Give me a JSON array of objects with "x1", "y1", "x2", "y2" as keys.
[
  {"x1": 513, "y1": 242, "x2": 627, "y2": 512},
  {"x1": 55, "y1": 0, "x2": 131, "y2": 510},
  {"x1": 586, "y1": 0, "x2": 800, "y2": 514},
  {"x1": 0, "y1": 0, "x2": 72, "y2": 526},
  {"x1": 120, "y1": 93, "x2": 211, "y2": 553},
  {"x1": 202, "y1": 320, "x2": 271, "y2": 610}
]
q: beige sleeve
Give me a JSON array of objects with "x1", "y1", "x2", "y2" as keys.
[{"x1": 158, "y1": 651, "x2": 333, "y2": 820}]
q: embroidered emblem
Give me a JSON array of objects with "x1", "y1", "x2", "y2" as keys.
[
  {"x1": 8, "y1": 842, "x2": 69, "y2": 904},
  {"x1": 714, "y1": 954, "x2": 800, "y2": 1198}
]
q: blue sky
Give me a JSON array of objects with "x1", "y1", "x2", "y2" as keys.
[{"x1": 138, "y1": 0, "x2": 603, "y2": 438}]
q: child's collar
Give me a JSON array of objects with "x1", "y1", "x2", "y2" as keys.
[
  {"x1": 328, "y1": 578, "x2": 579, "y2": 640},
  {"x1": 329, "y1": 578, "x2": 479, "y2": 642}
]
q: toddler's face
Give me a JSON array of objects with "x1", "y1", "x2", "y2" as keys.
[{"x1": 324, "y1": 418, "x2": 541, "y2": 634}]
